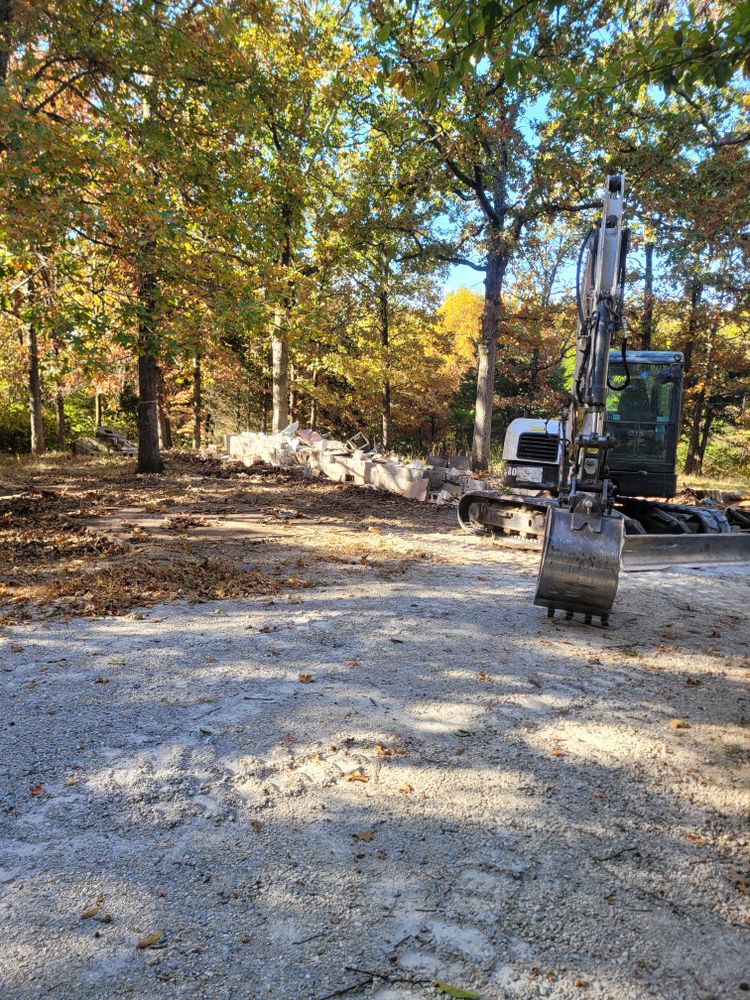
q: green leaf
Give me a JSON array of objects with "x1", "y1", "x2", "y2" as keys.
[
  {"x1": 503, "y1": 58, "x2": 520, "y2": 88},
  {"x1": 434, "y1": 980, "x2": 481, "y2": 1000},
  {"x1": 377, "y1": 23, "x2": 391, "y2": 44},
  {"x1": 453, "y1": 729, "x2": 472, "y2": 737}
]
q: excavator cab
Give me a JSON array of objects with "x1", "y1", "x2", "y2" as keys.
[{"x1": 604, "y1": 351, "x2": 684, "y2": 500}]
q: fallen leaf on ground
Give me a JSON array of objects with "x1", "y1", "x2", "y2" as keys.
[
  {"x1": 399, "y1": 782, "x2": 413, "y2": 794},
  {"x1": 368, "y1": 526, "x2": 382, "y2": 535},
  {"x1": 728, "y1": 869, "x2": 748, "y2": 893},
  {"x1": 669, "y1": 719, "x2": 690, "y2": 730},
  {"x1": 685, "y1": 677, "x2": 702, "y2": 686},
  {"x1": 433, "y1": 979, "x2": 480, "y2": 999},
  {"x1": 136, "y1": 930, "x2": 164, "y2": 950},
  {"x1": 298, "y1": 673, "x2": 314, "y2": 683},
  {"x1": 64, "y1": 776, "x2": 80, "y2": 787},
  {"x1": 29, "y1": 784, "x2": 45, "y2": 796},
  {"x1": 453, "y1": 729, "x2": 471, "y2": 738},
  {"x1": 353, "y1": 831, "x2": 373, "y2": 842},
  {"x1": 573, "y1": 979, "x2": 589, "y2": 988},
  {"x1": 346, "y1": 770, "x2": 368, "y2": 783},
  {"x1": 11, "y1": 645, "x2": 24, "y2": 653},
  {"x1": 528, "y1": 675, "x2": 542, "y2": 688},
  {"x1": 374, "y1": 742, "x2": 405, "y2": 758},
  {"x1": 345, "y1": 659, "x2": 358, "y2": 668},
  {"x1": 94, "y1": 675, "x2": 108, "y2": 684},
  {"x1": 250, "y1": 820, "x2": 262, "y2": 833},
  {"x1": 80, "y1": 896, "x2": 104, "y2": 920},
  {"x1": 551, "y1": 747, "x2": 563, "y2": 757},
  {"x1": 686, "y1": 833, "x2": 706, "y2": 845}
]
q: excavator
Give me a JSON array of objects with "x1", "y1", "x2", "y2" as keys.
[{"x1": 458, "y1": 175, "x2": 750, "y2": 625}]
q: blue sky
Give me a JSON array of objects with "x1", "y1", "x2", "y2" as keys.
[{"x1": 444, "y1": 262, "x2": 486, "y2": 294}]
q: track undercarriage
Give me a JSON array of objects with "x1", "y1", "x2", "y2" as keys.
[{"x1": 457, "y1": 490, "x2": 750, "y2": 573}]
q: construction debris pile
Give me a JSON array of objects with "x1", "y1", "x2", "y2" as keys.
[
  {"x1": 73, "y1": 427, "x2": 138, "y2": 457},
  {"x1": 226, "y1": 425, "x2": 497, "y2": 504}
]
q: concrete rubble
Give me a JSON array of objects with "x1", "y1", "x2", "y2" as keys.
[
  {"x1": 72, "y1": 427, "x2": 138, "y2": 457},
  {"x1": 225, "y1": 425, "x2": 496, "y2": 503}
]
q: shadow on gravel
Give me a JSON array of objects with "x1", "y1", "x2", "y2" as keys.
[{"x1": 1, "y1": 554, "x2": 749, "y2": 1000}]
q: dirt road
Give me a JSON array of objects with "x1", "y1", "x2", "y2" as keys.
[{"x1": 1, "y1": 460, "x2": 749, "y2": 999}]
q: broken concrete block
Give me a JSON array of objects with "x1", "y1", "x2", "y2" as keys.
[
  {"x1": 321, "y1": 455, "x2": 371, "y2": 485},
  {"x1": 370, "y1": 462, "x2": 428, "y2": 501},
  {"x1": 72, "y1": 436, "x2": 110, "y2": 455}
]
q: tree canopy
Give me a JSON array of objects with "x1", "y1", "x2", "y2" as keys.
[{"x1": 1, "y1": 0, "x2": 748, "y2": 477}]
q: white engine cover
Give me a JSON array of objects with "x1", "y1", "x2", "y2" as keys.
[{"x1": 502, "y1": 418, "x2": 562, "y2": 461}]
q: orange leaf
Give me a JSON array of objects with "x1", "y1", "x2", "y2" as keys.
[
  {"x1": 81, "y1": 896, "x2": 104, "y2": 920},
  {"x1": 137, "y1": 930, "x2": 164, "y2": 950}
]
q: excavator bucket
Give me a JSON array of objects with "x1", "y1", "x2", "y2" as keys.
[{"x1": 534, "y1": 506, "x2": 624, "y2": 623}]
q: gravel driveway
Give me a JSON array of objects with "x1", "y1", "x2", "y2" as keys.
[{"x1": 2, "y1": 528, "x2": 749, "y2": 1000}]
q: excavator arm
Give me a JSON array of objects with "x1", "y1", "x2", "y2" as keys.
[{"x1": 534, "y1": 175, "x2": 630, "y2": 624}]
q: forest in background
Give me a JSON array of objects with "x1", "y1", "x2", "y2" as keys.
[{"x1": 1, "y1": 1, "x2": 749, "y2": 476}]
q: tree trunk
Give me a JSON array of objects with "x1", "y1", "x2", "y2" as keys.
[
  {"x1": 379, "y1": 288, "x2": 391, "y2": 450},
  {"x1": 527, "y1": 347, "x2": 539, "y2": 414},
  {"x1": 27, "y1": 302, "x2": 46, "y2": 455},
  {"x1": 309, "y1": 343, "x2": 320, "y2": 431},
  {"x1": 137, "y1": 270, "x2": 163, "y2": 474},
  {"x1": 192, "y1": 353, "x2": 202, "y2": 450},
  {"x1": 271, "y1": 309, "x2": 289, "y2": 432},
  {"x1": 55, "y1": 391, "x2": 65, "y2": 448},
  {"x1": 309, "y1": 371, "x2": 318, "y2": 431},
  {"x1": 271, "y1": 218, "x2": 293, "y2": 433},
  {"x1": 640, "y1": 241, "x2": 654, "y2": 350},
  {"x1": 156, "y1": 367, "x2": 172, "y2": 450},
  {"x1": 682, "y1": 276, "x2": 703, "y2": 377},
  {"x1": 472, "y1": 249, "x2": 506, "y2": 470},
  {"x1": 289, "y1": 362, "x2": 297, "y2": 423},
  {"x1": 683, "y1": 385, "x2": 706, "y2": 475},
  {"x1": 697, "y1": 408, "x2": 714, "y2": 472},
  {"x1": 95, "y1": 392, "x2": 104, "y2": 427},
  {"x1": 52, "y1": 338, "x2": 65, "y2": 448},
  {"x1": 261, "y1": 389, "x2": 270, "y2": 434},
  {"x1": 0, "y1": 0, "x2": 12, "y2": 85}
]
